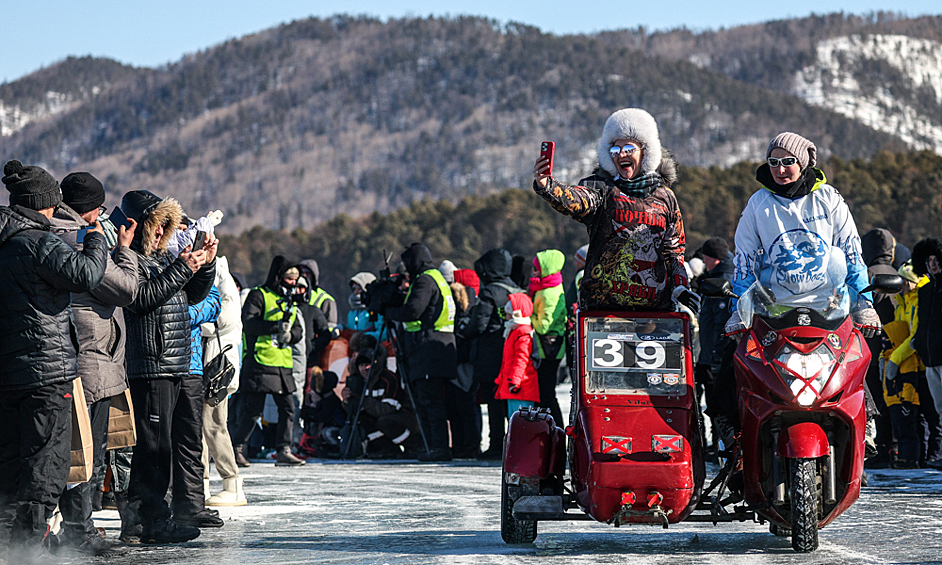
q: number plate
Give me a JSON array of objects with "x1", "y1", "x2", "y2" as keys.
[{"x1": 588, "y1": 332, "x2": 683, "y2": 372}]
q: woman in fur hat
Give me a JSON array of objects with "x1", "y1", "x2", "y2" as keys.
[{"x1": 532, "y1": 108, "x2": 699, "y2": 314}]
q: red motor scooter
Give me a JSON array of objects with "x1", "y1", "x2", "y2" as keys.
[
  {"x1": 701, "y1": 273, "x2": 902, "y2": 552},
  {"x1": 499, "y1": 310, "x2": 705, "y2": 543}
]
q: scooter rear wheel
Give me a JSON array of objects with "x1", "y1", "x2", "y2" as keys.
[
  {"x1": 500, "y1": 480, "x2": 537, "y2": 544},
  {"x1": 789, "y1": 458, "x2": 819, "y2": 552}
]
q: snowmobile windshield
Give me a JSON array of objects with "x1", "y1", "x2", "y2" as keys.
[{"x1": 738, "y1": 246, "x2": 852, "y2": 331}]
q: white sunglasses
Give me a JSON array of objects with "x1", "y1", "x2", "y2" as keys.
[{"x1": 767, "y1": 156, "x2": 798, "y2": 167}]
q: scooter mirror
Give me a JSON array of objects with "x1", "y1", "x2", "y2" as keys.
[
  {"x1": 862, "y1": 273, "x2": 905, "y2": 295},
  {"x1": 699, "y1": 278, "x2": 738, "y2": 299}
]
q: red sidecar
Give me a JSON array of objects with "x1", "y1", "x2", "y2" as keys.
[{"x1": 501, "y1": 310, "x2": 705, "y2": 543}]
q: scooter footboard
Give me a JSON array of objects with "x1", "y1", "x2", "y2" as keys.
[{"x1": 504, "y1": 407, "x2": 565, "y2": 480}]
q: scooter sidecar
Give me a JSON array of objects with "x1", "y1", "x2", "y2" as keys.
[{"x1": 500, "y1": 310, "x2": 704, "y2": 542}]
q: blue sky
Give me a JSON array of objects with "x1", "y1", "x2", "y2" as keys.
[{"x1": 2, "y1": 0, "x2": 939, "y2": 83}]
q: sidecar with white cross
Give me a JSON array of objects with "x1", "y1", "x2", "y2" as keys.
[{"x1": 500, "y1": 309, "x2": 706, "y2": 543}]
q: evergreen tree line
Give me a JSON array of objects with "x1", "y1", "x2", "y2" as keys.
[{"x1": 219, "y1": 149, "x2": 942, "y2": 309}]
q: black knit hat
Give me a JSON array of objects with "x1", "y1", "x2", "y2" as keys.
[
  {"x1": 60, "y1": 172, "x2": 105, "y2": 214},
  {"x1": 701, "y1": 237, "x2": 730, "y2": 260},
  {"x1": 2, "y1": 160, "x2": 62, "y2": 211}
]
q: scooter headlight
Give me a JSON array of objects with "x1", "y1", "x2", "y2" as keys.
[{"x1": 772, "y1": 344, "x2": 836, "y2": 407}]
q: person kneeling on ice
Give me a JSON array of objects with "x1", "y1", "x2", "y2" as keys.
[{"x1": 495, "y1": 293, "x2": 540, "y2": 417}]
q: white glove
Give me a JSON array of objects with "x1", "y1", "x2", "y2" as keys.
[
  {"x1": 671, "y1": 286, "x2": 701, "y2": 316},
  {"x1": 724, "y1": 310, "x2": 746, "y2": 337},
  {"x1": 208, "y1": 210, "x2": 224, "y2": 226},
  {"x1": 852, "y1": 307, "x2": 881, "y2": 338}
]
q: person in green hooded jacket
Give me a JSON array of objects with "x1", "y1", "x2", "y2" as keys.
[{"x1": 530, "y1": 249, "x2": 567, "y2": 427}]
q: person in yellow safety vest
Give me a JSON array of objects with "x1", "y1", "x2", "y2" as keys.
[
  {"x1": 232, "y1": 255, "x2": 306, "y2": 467},
  {"x1": 299, "y1": 259, "x2": 339, "y2": 329},
  {"x1": 384, "y1": 243, "x2": 457, "y2": 462}
]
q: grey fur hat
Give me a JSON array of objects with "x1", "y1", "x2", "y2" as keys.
[{"x1": 597, "y1": 108, "x2": 662, "y2": 178}]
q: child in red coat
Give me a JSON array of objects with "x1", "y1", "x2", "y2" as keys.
[{"x1": 495, "y1": 293, "x2": 540, "y2": 416}]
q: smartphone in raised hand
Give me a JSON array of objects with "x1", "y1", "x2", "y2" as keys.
[
  {"x1": 191, "y1": 230, "x2": 207, "y2": 252},
  {"x1": 540, "y1": 141, "x2": 555, "y2": 176},
  {"x1": 110, "y1": 206, "x2": 132, "y2": 230}
]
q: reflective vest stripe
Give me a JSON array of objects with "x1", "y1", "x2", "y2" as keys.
[
  {"x1": 404, "y1": 269, "x2": 456, "y2": 333},
  {"x1": 252, "y1": 287, "x2": 297, "y2": 368}
]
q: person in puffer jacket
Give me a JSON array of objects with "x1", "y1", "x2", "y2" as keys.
[
  {"x1": 495, "y1": 293, "x2": 540, "y2": 416},
  {"x1": 121, "y1": 189, "x2": 216, "y2": 544},
  {"x1": 532, "y1": 108, "x2": 699, "y2": 315},
  {"x1": 0, "y1": 160, "x2": 108, "y2": 554},
  {"x1": 49, "y1": 171, "x2": 138, "y2": 556},
  {"x1": 530, "y1": 249, "x2": 566, "y2": 427}
]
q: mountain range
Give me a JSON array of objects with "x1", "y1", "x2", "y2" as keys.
[{"x1": 0, "y1": 12, "x2": 939, "y2": 233}]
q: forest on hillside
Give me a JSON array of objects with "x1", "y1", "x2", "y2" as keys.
[{"x1": 218, "y1": 149, "x2": 942, "y2": 307}]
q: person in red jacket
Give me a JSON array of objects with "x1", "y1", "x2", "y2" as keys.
[{"x1": 495, "y1": 293, "x2": 540, "y2": 415}]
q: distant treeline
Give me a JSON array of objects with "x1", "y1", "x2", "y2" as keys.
[{"x1": 219, "y1": 149, "x2": 942, "y2": 308}]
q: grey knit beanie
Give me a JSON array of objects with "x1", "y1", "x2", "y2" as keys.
[
  {"x1": 2, "y1": 160, "x2": 62, "y2": 211},
  {"x1": 767, "y1": 132, "x2": 817, "y2": 170}
]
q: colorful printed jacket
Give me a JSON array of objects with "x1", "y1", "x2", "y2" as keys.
[{"x1": 533, "y1": 166, "x2": 687, "y2": 311}]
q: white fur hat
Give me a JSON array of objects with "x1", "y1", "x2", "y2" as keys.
[{"x1": 597, "y1": 108, "x2": 662, "y2": 178}]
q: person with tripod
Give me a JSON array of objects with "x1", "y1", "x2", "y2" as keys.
[
  {"x1": 232, "y1": 255, "x2": 306, "y2": 467},
  {"x1": 381, "y1": 243, "x2": 457, "y2": 462}
]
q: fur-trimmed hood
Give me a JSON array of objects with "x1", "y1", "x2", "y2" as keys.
[
  {"x1": 121, "y1": 190, "x2": 182, "y2": 256},
  {"x1": 597, "y1": 108, "x2": 676, "y2": 185},
  {"x1": 911, "y1": 237, "x2": 942, "y2": 277}
]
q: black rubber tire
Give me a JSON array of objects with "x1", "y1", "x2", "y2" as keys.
[
  {"x1": 500, "y1": 480, "x2": 537, "y2": 544},
  {"x1": 789, "y1": 458, "x2": 819, "y2": 552},
  {"x1": 769, "y1": 523, "x2": 791, "y2": 537}
]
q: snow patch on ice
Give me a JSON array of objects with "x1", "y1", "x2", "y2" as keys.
[{"x1": 794, "y1": 34, "x2": 942, "y2": 152}]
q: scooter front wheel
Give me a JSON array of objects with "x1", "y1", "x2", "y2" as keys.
[{"x1": 789, "y1": 458, "x2": 820, "y2": 552}]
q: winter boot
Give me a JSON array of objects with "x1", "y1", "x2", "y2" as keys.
[
  {"x1": 234, "y1": 444, "x2": 251, "y2": 468},
  {"x1": 114, "y1": 492, "x2": 141, "y2": 544},
  {"x1": 275, "y1": 446, "x2": 305, "y2": 466},
  {"x1": 206, "y1": 477, "x2": 247, "y2": 507},
  {"x1": 140, "y1": 518, "x2": 200, "y2": 544}
]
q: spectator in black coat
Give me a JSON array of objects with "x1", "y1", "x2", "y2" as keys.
[
  {"x1": 233, "y1": 256, "x2": 306, "y2": 466},
  {"x1": 697, "y1": 237, "x2": 734, "y2": 431},
  {"x1": 385, "y1": 243, "x2": 457, "y2": 462},
  {"x1": 861, "y1": 228, "x2": 905, "y2": 466},
  {"x1": 0, "y1": 161, "x2": 108, "y2": 556},
  {"x1": 457, "y1": 248, "x2": 525, "y2": 459},
  {"x1": 121, "y1": 190, "x2": 216, "y2": 544}
]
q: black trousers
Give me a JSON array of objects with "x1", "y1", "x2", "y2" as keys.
[
  {"x1": 233, "y1": 392, "x2": 295, "y2": 449},
  {"x1": 411, "y1": 376, "x2": 449, "y2": 450},
  {"x1": 0, "y1": 381, "x2": 72, "y2": 546},
  {"x1": 536, "y1": 356, "x2": 564, "y2": 428},
  {"x1": 127, "y1": 378, "x2": 181, "y2": 529},
  {"x1": 866, "y1": 362, "x2": 895, "y2": 455},
  {"x1": 444, "y1": 381, "x2": 479, "y2": 454},
  {"x1": 917, "y1": 374, "x2": 942, "y2": 463},
  {"x1": 485, "y1": 397, "x2": 507, "y2": 452},
  {"x1": 171, "y1": 374, "x2": 205, "y2": 517},
  {"x1": 59, "y1": 396, "x2": 111, "y2": 541}
]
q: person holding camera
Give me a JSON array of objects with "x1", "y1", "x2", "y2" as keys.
[
  {"x1": 0, "y1": 161, "x2": 108, "y2": 557},
  {"x1": 120, "y1": 189, "x2": 216, "y2": 544},
  {"x1": 232, "y1": 255, "x2": 306, "y2": 467},
  {"x1": 381, "y1": 243, "x2": 458, "y2": 462},
  {"x1": 49, "y1": 172, "x2": 138, "y2": 555}
]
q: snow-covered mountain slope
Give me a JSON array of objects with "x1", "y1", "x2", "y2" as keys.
[{"x1": 794, "y1": 34, "x2": 942, "y2": 151}]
